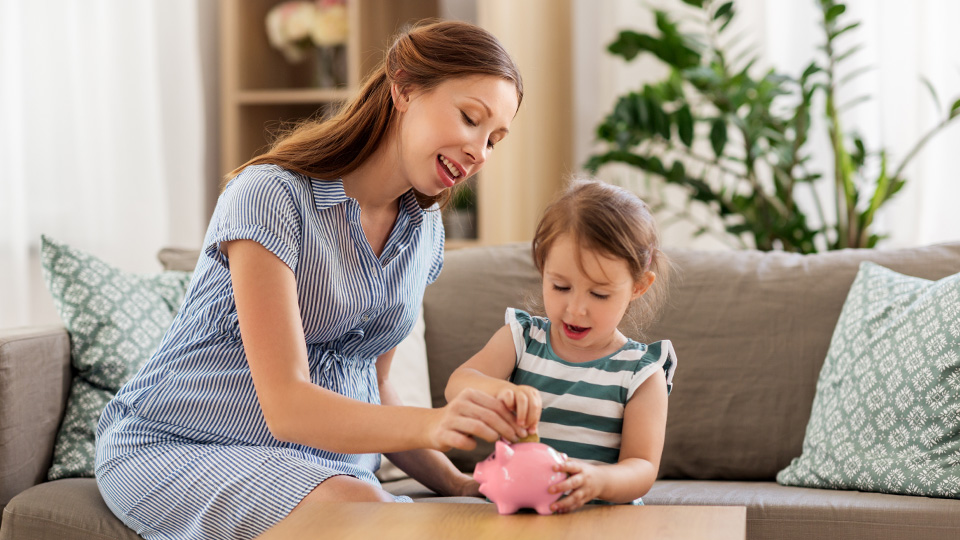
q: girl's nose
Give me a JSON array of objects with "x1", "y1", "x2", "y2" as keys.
[{"x1": 567, "y1": 295, "x2": 588, "y2": 316}]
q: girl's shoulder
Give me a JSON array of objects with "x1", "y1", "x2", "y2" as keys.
[{"x1": 505, "y1": 307, "x2": 550, "y2": 332}]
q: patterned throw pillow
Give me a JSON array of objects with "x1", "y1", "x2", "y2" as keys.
[
  {"x1": 40, "y1": 235, "x2": 191, "y2": 479},
  {"x1": 777, "y1": 262, "x2": 960, "y2": 497}
]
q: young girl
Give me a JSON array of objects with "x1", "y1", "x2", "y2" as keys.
[
  {"x1": 95, "y1": 21, "x2": 527, "y2": 540},
  {"x1": 446, "y1": 179, "x2": 677, "y2": 513}
]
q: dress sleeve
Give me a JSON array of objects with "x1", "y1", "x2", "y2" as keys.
[
  {"x1": 426, "y1": 207, "x2": 445, "y2": 284},
  {"x1": 626, "y1": 340, "x2": 678, "y2": 400},
  {"x1": 204, "y1": 167, "x2": 302, "y2": 273},
  {"x1": 504, "y1": 308, "x2": 534, "y2": 367}
]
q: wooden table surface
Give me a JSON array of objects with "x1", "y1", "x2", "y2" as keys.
[{"x1": 256, "y1": 502, "x2": 747, "y2": 540}]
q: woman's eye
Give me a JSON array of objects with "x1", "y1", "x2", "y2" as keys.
[
  {"x1": 552, "y1": 285, "x2": 570, "y2": 292},
  {"x1": 461, "y1": 111, "x2": 477, "y2": 126}
]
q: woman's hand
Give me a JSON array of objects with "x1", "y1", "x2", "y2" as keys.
[
  {"x1": 496, "y1": 384, "x2": 542, "y2": 435},
  {"x1": 549, "y1": 458, "x2": 606, "y2": 514},
  {"x1": 427, "y1": 388, "x2": 525, "y2": 451}
]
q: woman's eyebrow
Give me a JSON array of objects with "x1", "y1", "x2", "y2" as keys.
[{"x1": 464, "y1": 97, "x2": 510, "y2": 133}]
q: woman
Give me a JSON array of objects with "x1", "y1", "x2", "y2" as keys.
[{"x1": 95, "y1": 20, "x2": 524, "y2": 540}]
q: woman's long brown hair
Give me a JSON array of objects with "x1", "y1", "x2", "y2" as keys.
[{"x1": 226, "y1": 20, "x2": 523, "y2": 209}]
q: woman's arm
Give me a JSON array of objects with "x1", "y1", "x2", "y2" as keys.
[
  {"x1": 226, "y1": 239, "x2": 523, "y2": 454},
  {"x1": 445, "y1": 325, "x2": 541, "y2": 431},
  {"x1": 376, "y1": 349, "x2": 480, "y2": 497},
  {"x1": 549, "y1": 369, "x2": 668, "y2": 512}
]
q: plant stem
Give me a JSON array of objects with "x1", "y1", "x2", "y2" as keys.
[{"x1": 891, "y1": 115, "x2": 956, "y2": 180}]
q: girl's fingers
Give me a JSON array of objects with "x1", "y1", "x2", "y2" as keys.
[{"x1": 515, "y1": 391, "x2": 528, "y2": 427}]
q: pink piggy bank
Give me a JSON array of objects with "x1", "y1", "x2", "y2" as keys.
[{"x1": 474, "y1": 440, "x2": 568, "y2": 515}]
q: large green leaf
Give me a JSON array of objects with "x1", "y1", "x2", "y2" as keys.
[
  {"x1": 710, "y1": 118, "x2": 728, "y2": 157},
  {"x1": 676, "y1": 105, "x2": 695, "y2": 147}
]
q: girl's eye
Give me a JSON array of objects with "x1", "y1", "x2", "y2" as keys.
[
  {"x1": 552, "y1": 285, "x2": 570, "y2": 292},
  {"x1": 487, "y1": 140, "x2": 495, "y2": 150},
  {"x1": 591, "y1": 292, "x2": 609, "y2": 300},
  {"x1": 461, "y1": 111, "x2": 477, "y2": 127}
]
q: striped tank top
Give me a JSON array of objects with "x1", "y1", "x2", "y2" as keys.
[{"x1": 506, "y1": 308, "x2": 677, "y2": 465}]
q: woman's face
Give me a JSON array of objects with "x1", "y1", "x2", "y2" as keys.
[{"x1": 393, "y1": 74, "x2": 518, "y2": 196}]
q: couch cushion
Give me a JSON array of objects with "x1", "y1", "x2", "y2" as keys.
[
  {"x1": 423, "y1": 242, "x2": 960, "y2": 477},
  {"x1": 0, "y1": 478, "x2": 140, "y2": 540},
  {"x1": 422, "y1": 243, "x2": 541, "y2": 469},
  {"x1": 39, "y1": 236, "x2": 192, "y2": 480},
  {"x1": 777, "y1": 263, "x2": 960, "y2": 497},
  {"x1": 646, "y1": 243, "x2": 960, "y2": 481},
  {"x1": 645, "y1": 480, "x2": 960, "y2": 540},
  {"x1": 0, "y1": 326, "x2": 71, "y2": 510}
]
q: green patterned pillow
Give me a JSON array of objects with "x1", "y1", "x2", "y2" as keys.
[
  {"x1": 777, "y1": 262, "x2": 960, "y2": 497},
  {"x1": 40, "y1": 235, "x2": 191, "y2": 479}
]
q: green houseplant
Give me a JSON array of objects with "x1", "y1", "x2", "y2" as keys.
[{"x1": 586, "y1": 0, "x2": 960, "y2": 253}]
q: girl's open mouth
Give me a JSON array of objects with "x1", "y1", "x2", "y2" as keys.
[{"x1": 563, "y1": 323, "x2": 590, "y2": 340}]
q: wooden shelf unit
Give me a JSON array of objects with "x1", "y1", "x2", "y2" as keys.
[{"x1": 219, "y1": 0, "x2": 440, "y2": 176}]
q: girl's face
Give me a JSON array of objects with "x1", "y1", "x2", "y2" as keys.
[
  {"x1": 393, "y1": 74, "x2": 518, "y2": 196},
  {"x1": 542, "y1": 234, "x2": 654, "y2": 361}
]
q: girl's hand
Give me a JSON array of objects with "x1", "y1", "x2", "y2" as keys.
[
  {"x1": 449, "y1": 473, "x2": 483, "y2": 497},
  {"x1": 428, "y1": 388, "x2": 525, "y2": 451},
  {"x1": 549, "y1": 458, "x2": 605, "y2": 514},
  {"x1": 496, "y1": 385, "x2": 542, "y2": 435}
]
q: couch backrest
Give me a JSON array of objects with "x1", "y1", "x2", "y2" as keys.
[{"x1": 423, "y1": 242, "x2": 960, "y2": 480}]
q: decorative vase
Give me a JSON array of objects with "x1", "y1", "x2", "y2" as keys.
[{"x1": 313, "y1": 44, "x2": 347, "y2": 88}]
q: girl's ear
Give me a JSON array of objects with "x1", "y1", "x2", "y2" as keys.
[{"x1": 632, "y1": 271, "x2": 656, "y2": 300}]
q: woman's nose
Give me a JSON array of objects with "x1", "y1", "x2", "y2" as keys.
[{"x1": 464, "y1": 138, "x2": 487, "y2": 165}]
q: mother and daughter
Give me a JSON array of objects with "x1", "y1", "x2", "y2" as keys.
[{"x1": 95, "y1": 20, "x2": 676, "y2": 539}]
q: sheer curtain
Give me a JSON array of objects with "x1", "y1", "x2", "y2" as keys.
[
  {"x1": 0, "y1": 0, "x2": 212, "y2": 327},
  {"x1": 574, "y1": 0, "x2": 960, "y2": 250}
]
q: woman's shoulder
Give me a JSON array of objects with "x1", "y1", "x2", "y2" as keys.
[{"x1": 229, "y1": 164, "x2": 309, "y2": 189}]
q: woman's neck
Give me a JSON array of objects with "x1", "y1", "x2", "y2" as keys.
[{"x1": 340, "y1": 129, "x2": 408, "y2": 213}]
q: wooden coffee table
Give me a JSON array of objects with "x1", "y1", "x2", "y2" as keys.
[{"x1": 256, "y1": 501, "x2": 746, "y2": 540}]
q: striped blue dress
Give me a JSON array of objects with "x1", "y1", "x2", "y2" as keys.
[{"x1": 95, "y1": 164, "x2": 444, "y2": 540}]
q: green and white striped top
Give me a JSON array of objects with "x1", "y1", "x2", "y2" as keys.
[{"x1": 507, "y1": 308, "x2": 677, "y2": 465}]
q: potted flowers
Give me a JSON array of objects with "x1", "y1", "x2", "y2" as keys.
[{"x1": 265, "y1": 0, "x2": 349, "y2": 88}]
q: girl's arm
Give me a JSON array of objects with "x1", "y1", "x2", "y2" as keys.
[
  {"x1": 549, "y1": 369, "x2": 668, "y2": 512},
  {"x1": 376, "y1": 349, "x2": 480, "y2": 497},
  {"x1": 227, "y1": 239, "x2": 524, "y2": 454},
  {"x1": 445, "y1": 325, "x2": 541, "y2": 431}
]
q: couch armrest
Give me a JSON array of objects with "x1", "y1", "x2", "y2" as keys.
[{"x1": 0, "y1": 326, "x2": 71, "y2": 508}]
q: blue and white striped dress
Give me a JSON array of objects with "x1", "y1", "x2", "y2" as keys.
[{"x1": 95, "y1": 164, "x2": 444, "y2": 540}]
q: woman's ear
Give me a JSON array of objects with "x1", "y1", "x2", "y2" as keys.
[
  {"x1": 632, "y1": 271, "x2": 656, "y2": 300},
  {"x1": 390, "y1": 82, "x2": 410, "y2": 112}
]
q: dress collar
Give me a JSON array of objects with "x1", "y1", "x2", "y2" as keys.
[{"x1": 311, "y1": 177, "x2": 426, "y2": 229}]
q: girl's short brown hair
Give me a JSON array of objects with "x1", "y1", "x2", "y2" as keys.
[{"x1": 532, "y1": 178, "x2": 671, "y2": 333}]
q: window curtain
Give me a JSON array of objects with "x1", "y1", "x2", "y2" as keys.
[
  {"x1": 574, "y1": 0, "x2": 960, "y2": 250},
  {"x1": 0, "y1": 0, "x2": 212, "y2": 327}
]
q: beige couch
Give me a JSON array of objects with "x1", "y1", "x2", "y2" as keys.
[{"x1": 3, "y1": 242, "x2": 960, "y2": 539}]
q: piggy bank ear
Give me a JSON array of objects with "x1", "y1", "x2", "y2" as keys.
[{"x1": 495, "y1": 440, "x2": 515, "y2": 462}]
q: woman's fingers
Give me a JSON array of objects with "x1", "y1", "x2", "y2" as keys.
[{"x1": 448, "y1": 389, "x2": 525, "y2": 442}]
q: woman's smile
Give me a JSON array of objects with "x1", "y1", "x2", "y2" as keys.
[{"x1": 436, "y1": 154, "x2": 463, "y2": 187}]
